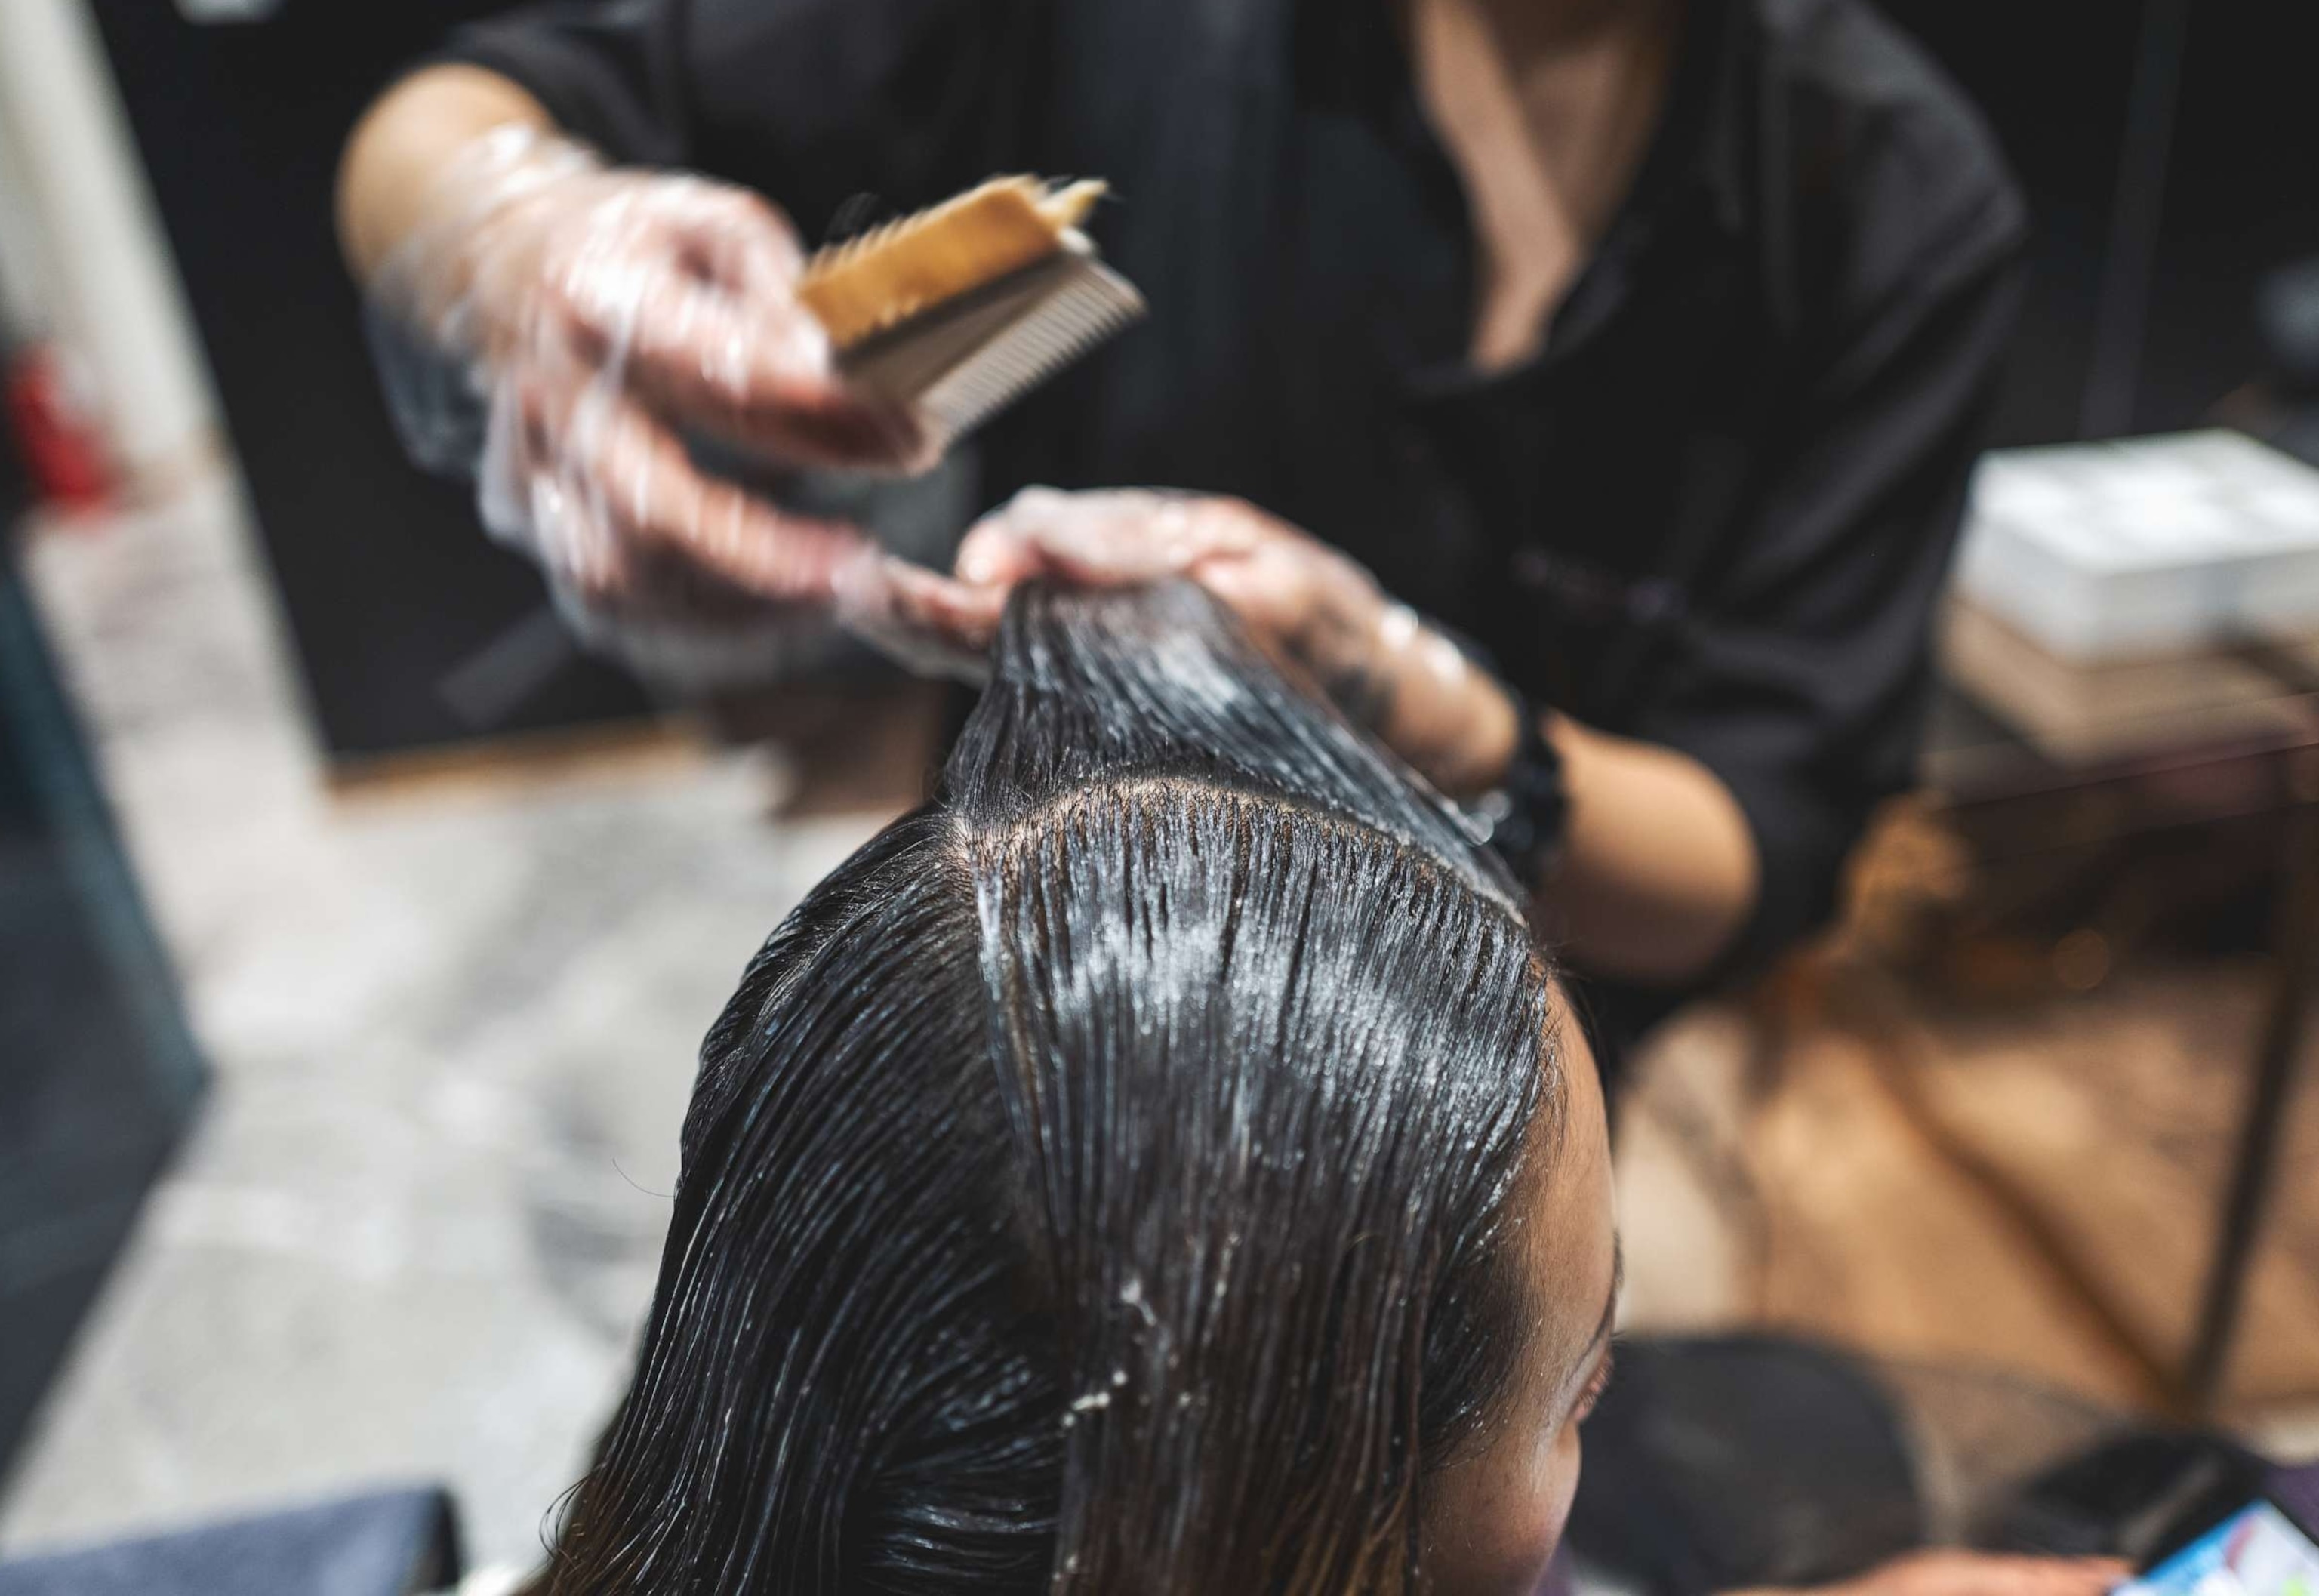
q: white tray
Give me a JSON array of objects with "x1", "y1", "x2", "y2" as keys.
[{"x1": 1954, "y1": 430, "x2": 2319, "y2": 663}]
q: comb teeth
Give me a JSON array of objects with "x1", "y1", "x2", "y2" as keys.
[{"x1": 913, "y1": 260, "x2": 1146, "y2": 448}]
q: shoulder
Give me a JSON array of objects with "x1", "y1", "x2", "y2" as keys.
[{"x1": 1742, "y1": 0, "x2": 2027, "y2": 297}]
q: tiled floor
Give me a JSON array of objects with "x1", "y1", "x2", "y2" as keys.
[
  {"x1": 0, "y1": 475, "x2": 888, "y2": 1570},
  {"x1": 1615, "y1": 951, "x2": 2319, "y2": 1459}
]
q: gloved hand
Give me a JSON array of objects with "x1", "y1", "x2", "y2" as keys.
[
  {"x1": 841, "y1": 488, "x2": 1378, "y2": 674},
  {"x1": 839, "y1": 487, "x2": 1518, "y2": 793},
  {"x1": 370, "y1": 125, "x2": 927, "y2": 674}
]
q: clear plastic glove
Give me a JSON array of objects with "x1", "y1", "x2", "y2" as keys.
[
  {"x1": 842, "y1": 487, "x2": 1390, "y2": 682},
  {"x1": 369, "y1": 125, "x2": 928, "y2": 681},
  {"x1": 838, "y1": 486, "x2": 1517, "y2": 790}
]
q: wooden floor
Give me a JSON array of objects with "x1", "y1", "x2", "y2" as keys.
[{"x1": 1617, "y1": 943, "x2": 2319, "y2": 1447}]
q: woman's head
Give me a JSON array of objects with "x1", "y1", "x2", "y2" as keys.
[{"x1": 540, "y1": 582, "x2": 1616, "y2": 1595}]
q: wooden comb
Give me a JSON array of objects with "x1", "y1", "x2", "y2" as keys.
[{"x1": 796, "y1": 176, "x2": 1145, "y2": 451}]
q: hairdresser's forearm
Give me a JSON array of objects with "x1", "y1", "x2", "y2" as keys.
[
  {"x1": 1543, "y1": 715, "x2": 1758, "y2": 984},
  {"x1": 1371, "y1": 623, "x2": 1522, "y2": 796},
  {"x1": 1366, "y1": 631, "x2": 1755, "y2": 982},
  {"x1": 336, "y1": 63, "x2": 556, "y2": 285}
]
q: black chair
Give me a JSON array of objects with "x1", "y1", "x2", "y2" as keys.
[{"x1": 0, "y1": 1484, "x2": 462, "y2": 1596}]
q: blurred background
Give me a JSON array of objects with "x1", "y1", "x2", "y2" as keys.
[{"x1": 0, "y1": 0, "x2": 2314, "y2": 1587}]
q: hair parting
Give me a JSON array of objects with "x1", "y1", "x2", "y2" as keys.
[{"x1": 533, "y1": 581, "x2": 1565, "y2": 1596}]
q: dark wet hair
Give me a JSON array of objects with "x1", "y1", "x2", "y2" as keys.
[{"x1": 536, "y1": 583, "x2": 1563, "y2": 1595}]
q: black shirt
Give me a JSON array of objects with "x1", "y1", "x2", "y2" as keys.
[{"x1": 441, "y1": 0, "x2": 2028, "y2": 1012}]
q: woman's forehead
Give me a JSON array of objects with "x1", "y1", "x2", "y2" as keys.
[{"x1": 1520, "y1": 1010, "x2": 1617, "y2": 1363}]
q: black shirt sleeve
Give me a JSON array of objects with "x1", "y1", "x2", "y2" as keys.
[
  {"x1": 1641, "y1": 189, "x2": 2028, "y2": 981},
  {"x1": 445, "y1": 0, "x2": 692, "y2": 168},
  {"x1": 439, "y1": 0, "x2": 1045, "y2": 239}
]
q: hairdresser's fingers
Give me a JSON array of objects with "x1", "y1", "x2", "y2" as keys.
[
  {"x1": 519, "y1": 372, "x2": 864, "y2": 607},
  {"x1": 590, "y1": 402, "x2": 864, "y2": 603},
  {"x1": 656, "y1": 177, "x2": 809, "y2": 298},
  {"x1": 1187, "y1": 538, "x2": 1332, "y2": 645},
  {"x1": 837, "y1": 553, "x2": 1006, "y2": 645},
  {"x1": 614, "y1": 285, "x2": 923, "y2": 470},
  {"x1": 956, "y1": 488, "x2": 1265, "y2": 589},
  {"x1": 833, "y1": 554, "x2": 1000, "y2": 679},
  {"x1": 1034, "y1": 494, "x2": 1263, "y2": 584},
  {"x1": 950, "y1": 516, "x2": 1049, "y2": 590},
  {"x1": 955, "y1": 486, "x2": 1390, "y2": 663},
  {"x1": 1194, "y1": 523, "x2": 1395, "y2": 665},
  {"x1": 877, "y1": 560, "x2": 1009, "y2": 647},
  {"x1": 950, "y1": 488, "x2": 1387, "y2": 688},
  {"x1": 485, "y1": 364, "x2": 630, "y2": 599},
  {"x1": 953, "y1": 487, "x2": 1147, "y2": 587},
  {"x1": 543, "y1": 187, "x2": 923, "y2": 470}
]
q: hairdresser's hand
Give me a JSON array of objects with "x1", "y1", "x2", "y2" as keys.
[
  {"x1": 846, "y1": 487, "x2": 1520, "y2": 793},
  {"x1": 377, "y1": 125, "x2": 925, "y2": 616},
  {"x1": 1735, "y1": 1551, "x2": 2133, "y2": 1596},
  {"x1": 962, "y1": 488, "x2": 1392, "y2": 692}
]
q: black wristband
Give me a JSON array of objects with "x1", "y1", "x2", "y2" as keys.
[{"x1": 1467, "y1": 677, "x2": 1569, "y2": 886}]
